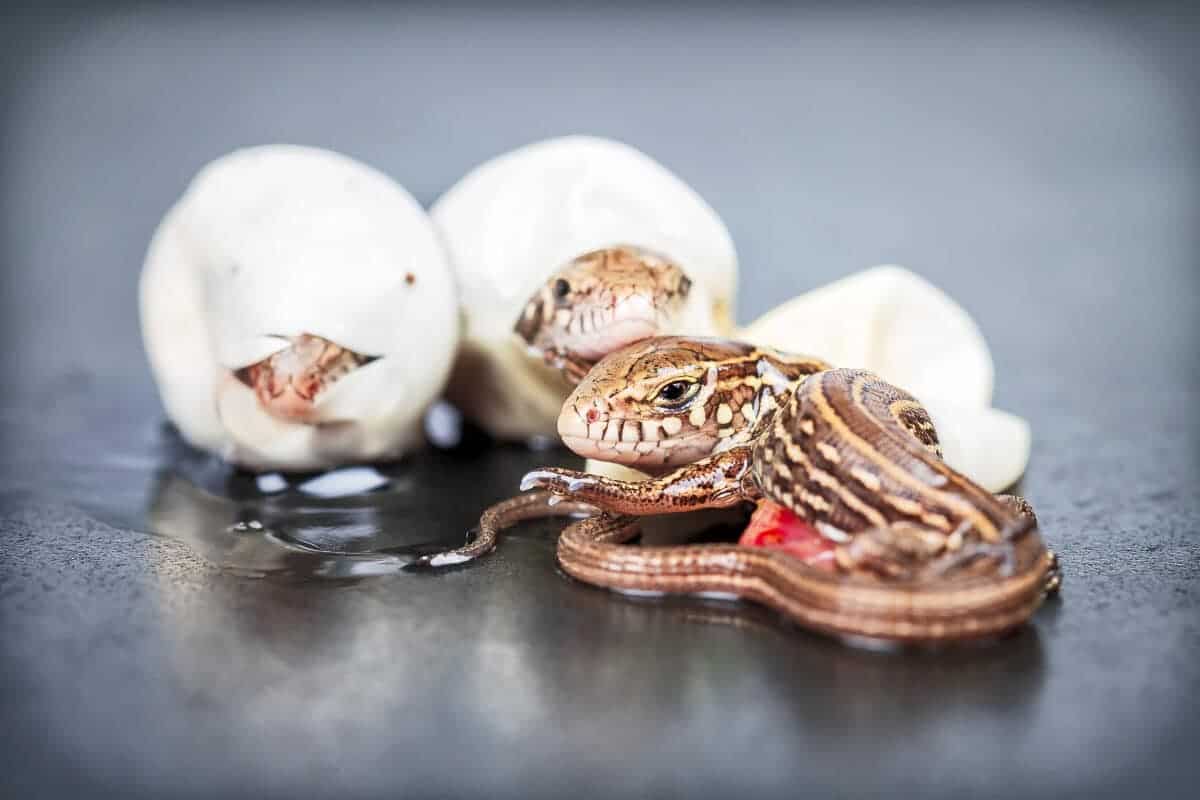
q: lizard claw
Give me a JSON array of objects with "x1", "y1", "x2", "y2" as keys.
[
  {"x1": 521, "y1": 468, "x2": 575, "y2": 494},
  {"x1": 520, "y1": 469, "x2": 555, "y2": 492},
  {"x1": 520, "y1": 467, "x2": 598, "y2": 497}
]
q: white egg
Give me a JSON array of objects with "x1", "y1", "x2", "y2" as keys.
[
  {"x1": 432, "y1": 135, "x2": 738, "y2": 439},
  {"x1": 140, "y1": 145, "x2": 458, "y2": 471},
  {"x1": 924, "y1": 404, "x2": 1031, "y2": 496}
]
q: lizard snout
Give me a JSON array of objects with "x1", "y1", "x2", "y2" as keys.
[{"x1": 557, "y1": 400, "x2": 607, "y2": 444}]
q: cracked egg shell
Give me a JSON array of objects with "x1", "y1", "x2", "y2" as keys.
[
  {"x1": 432, "y1": 136, "x2": 738, "y2": 440},
  {"x1": 139, "y1": 145, "x2": 458, "y2": 472}
]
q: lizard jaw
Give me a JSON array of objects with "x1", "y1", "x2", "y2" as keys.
[
  {"x1": 557, "y1": 313, "x2": 662, "y2": 362},
  {"x1": 558, "y1": 429, "x2": 718, "y2": 471}
]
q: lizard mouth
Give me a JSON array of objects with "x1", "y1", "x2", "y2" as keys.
[
  {"x1": 556, "y1": 313, "x2": 662, "y2": 361},
  {"x1": 518, "y1": 292, "x2": 675, "y2": 365},
  {"x1": 559, "y1": 429, "x2": 716, "y2": 470},
  {"x1": 234, "y1": 333, "x2": 379, "y2": 424}
]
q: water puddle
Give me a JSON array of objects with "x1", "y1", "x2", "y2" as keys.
[{"x1": 0, "y1": 389, "x2": 573, "y2": 580}]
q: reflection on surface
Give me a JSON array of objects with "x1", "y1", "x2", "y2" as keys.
[
  {"x1": 146, "y1": 468, "x2": 421, "y2": 578},
  {"x1": 143, "y1": 435, "x2": 469, "y2": 578},
  {"x1": 137, "y1": 417, "x2": 595, "y2": 577},
  {"x1": 0, "y1": 386, "x2": 577, "y2": 578},
  {"x1": 138, "y1": 509, "x2": 1049, "y2": 790}
]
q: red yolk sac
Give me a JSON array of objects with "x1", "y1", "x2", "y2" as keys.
[{"x1": 738, "y1": 500, "x2": 838, "y2": 571}]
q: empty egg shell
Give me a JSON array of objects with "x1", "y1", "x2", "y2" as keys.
[{"x1": 740, "y1": 265, "x2": 1030, "y2": 492}]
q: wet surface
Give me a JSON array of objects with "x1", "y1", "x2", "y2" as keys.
[
  {"x1": 2, "y1": 3, "x2": 1200, "y2": 799},
  {"x1": 0, "y1": 386, "x2": 575, "y2": 579},
  {"x1": 0, "y1": 384, "x2": 752, "y2": 581}
]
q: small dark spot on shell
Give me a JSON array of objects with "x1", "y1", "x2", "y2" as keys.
[{"x1": 405, "y1": 272, "x2": 416, "y2": 285}]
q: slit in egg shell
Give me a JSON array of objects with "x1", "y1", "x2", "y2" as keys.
[
  {"x1": 233, "y1": 332, "x2": 379, "y2": 424},
  {"x1": 140, "y1": 144, "x2": 459, "y2": 471}
]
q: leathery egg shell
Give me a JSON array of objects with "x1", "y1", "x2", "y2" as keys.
[
  {"x1": 139, "y1": 145, "x2": 459, "y2": 471},
  {"x1": 431, "y1": 136, "x2": 738, "y2": 440},
  {"x1": 740, "y1": 265, "x2": 1030, "y2": 492}
]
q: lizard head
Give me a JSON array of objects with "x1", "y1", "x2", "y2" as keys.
[
  {"x1": 556, "y1": 336, "x2": 762, "y2": 471},
  {"x1": 514, "y1": 245, "x2": 697, "y2": 370},
  {"x1": 233, "y1": 333, "x2": 379, "y2": 424}
]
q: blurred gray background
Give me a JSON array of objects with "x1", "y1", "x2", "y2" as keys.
[
  {"x1": 1, "y1": 2, "x2": 1198, "y2": 799},
  {"x1": 3, "y1": 1, "x2": 1196, "y2": 386}
]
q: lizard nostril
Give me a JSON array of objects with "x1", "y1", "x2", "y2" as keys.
[{"x1": 585, "y1": 408, "x2": 599, "y2": 424}]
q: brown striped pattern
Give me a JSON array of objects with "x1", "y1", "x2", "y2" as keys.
[
  {"x1": 417, "y1": 491, "x2": 1057, "y2": 642},
  {"x1": 556, "y1": 336, "x2": 829, "y2": 473},
  {"x1": 754, "y1": 369, "x2": 1015, "y2": 544},
  {"x1": 508, "y1": 337, "x2": 1059, "y2": 643},
  {"x1": 555, "y1": 510, "x2": 1055, "y2": 642}
]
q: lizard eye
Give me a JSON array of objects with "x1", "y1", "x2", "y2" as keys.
[
  {"x1": 653, "y1": 379, "x2": 700, "y2": 408},
  {"x1": 553, "y1": 278, "x2": 571, "y2": 299}
]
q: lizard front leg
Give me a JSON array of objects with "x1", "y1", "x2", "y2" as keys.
[{"x1": 521, "y1": 447, "x2": 760, "y2": 516}]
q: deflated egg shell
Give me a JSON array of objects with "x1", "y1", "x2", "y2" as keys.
[
  {"x1": 740, "y1": 265, "x2": 994, "y2": 409},
  {"x1": 432, "y1": 135, "x2": 738, "y2": 439},
  {"x1": 740, "y1": 265, "x2": 1028, "y2": 491},
  {"x1": 140, "y1": 144, "x2": 458, "y2": 471}
]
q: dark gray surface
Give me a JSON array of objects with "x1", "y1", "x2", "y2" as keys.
[{"x1": 2, "y1": 3, "x2": 1199, "y2": 798}]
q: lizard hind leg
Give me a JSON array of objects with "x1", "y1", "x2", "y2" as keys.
[
  {"x1": 520, "y1": 446, "x2": 760, "y2": 517},
  {"x1": 833, "y1": 523, "x2": 951, "y2": 580},
  {"x1": 834, "y1": 519, "x2": 1026, "y2": 582},
  {"x1": 835, "y1": 518, "x2": 1052, "y2": 590},
  {"x1": 996, "y1": 493, "x2": 1062, "y2": 594}
]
